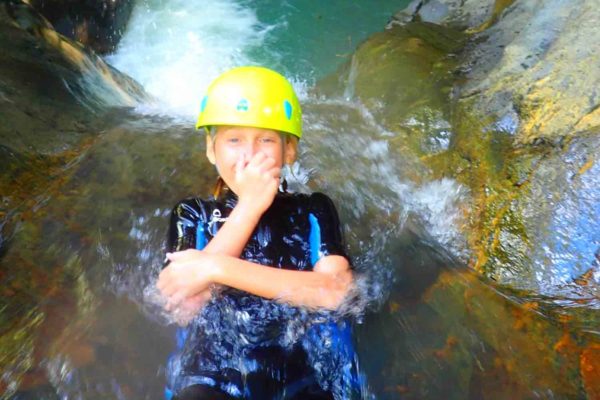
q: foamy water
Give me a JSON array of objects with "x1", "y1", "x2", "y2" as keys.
[{"x1": 107, "y1": 0, "x2": 271, "y2": 118}]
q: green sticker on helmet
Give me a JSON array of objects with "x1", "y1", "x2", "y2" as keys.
[{"x1": 236, "y1": 98, "x2": 249, "y2": 112}]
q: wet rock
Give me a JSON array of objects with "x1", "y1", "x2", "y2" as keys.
[
  {"x1": 0, "y1": 116, "x2": 206, "y2": 396},
  {"x1": 331, "y1": 0, "x2": 600, "y2": 298},
  {"x1": 0, "y1": 0, "x2": 147, "y2": 155},
  {"x1": 457, "y1": 0, "x2": 600, "y2": 144},
  {"x1": 389, "y1": 0, "x2": 501, "y2": 31},
  {"x1": 0, "y1": 1, "x2": 150, "y2": 328},
  {"x1": 422, "y1": 270, "x2": 599, "y2": 399},
  {"x1": 580, "y1": 344, "x2": 600, "y2": 399},
  {"x1": 29, "y1": 0, "x2": 134, "y2": 54},
  {"x1": 391, "y1": 0, "x2": 600, "y2": 145},
  {"x1": 357, "y1": 256, "x2": 600, "y2": 398},
  {"x1": 316, "y1": 21, "x2": 465, "y2": 159},
  {"x1": 475, "y1": 132, "x2": 600, "y2": 292}
]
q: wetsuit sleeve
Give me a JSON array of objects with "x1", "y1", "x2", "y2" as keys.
[
  {"x1": 167, "y1": 198, "x2": 209, "y2": 253},
  {"x1": 308, "y1": 192, "x2": 349, "y2": 262}
]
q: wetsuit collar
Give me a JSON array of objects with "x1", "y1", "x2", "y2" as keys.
[{"x1": 223, "y1": 189, "x2": 238, "y2": 209}]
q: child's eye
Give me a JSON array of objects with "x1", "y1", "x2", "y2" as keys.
[
  {"x1": 260, "y1": 137, "x2": 276, "y2": 143},
  {"x1": 227, "y1": 137, "x2": 240, "y2": 143}
]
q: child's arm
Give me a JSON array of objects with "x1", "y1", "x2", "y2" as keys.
[
  {"x1": 161, "y1": 154, "x2": 279, "y2": 323},
  {"x1": 159, "y1": 250, "x2": 353, "y2": 310},
  {"x1": 201, "y1": 152, "x2": 279, "y2": 257}
]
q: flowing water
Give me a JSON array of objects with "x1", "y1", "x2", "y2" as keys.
[{"x1": 2, "y1": 0, "x2": 598, "y2": 399}]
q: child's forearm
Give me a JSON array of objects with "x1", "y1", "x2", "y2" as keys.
[
  {"x1": 202, "y1": 200, "x2": 262, "y2": 257},
  {"x1": 212, "y1": 255, "x2": 353, "y2": 310}
]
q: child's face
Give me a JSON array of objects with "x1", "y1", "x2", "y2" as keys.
[{"x1": 206, "y1": 126, "x2": 297, "y2": 195}]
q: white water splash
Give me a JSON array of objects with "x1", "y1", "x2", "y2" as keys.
[
  {"x1": 107, "y1": 0, "x2": 271, "y2": 118},
  {"x1": 406, "y1": 178, "x2": 469, "y2": 257}
]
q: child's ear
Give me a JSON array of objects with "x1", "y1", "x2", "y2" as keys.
[
  {"x1": 284, "y1": 136, "x2": 298, "y2": 165},
  {"x1": 206, "y1": 134, "x2": 216, "y2": 165}
]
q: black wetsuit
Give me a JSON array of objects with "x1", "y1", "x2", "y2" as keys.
[{"x1": 164, "y1": 191, "x2": 361, "y2": 400}]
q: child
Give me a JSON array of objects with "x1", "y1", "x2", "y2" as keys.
[{"x1": 157, "y1": 67, "x2": 359, "y2": 399}]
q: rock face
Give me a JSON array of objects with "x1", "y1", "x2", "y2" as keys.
[
  {"x1": 459, "y1": 0, "x2": 600, "y2": 144},
  {"x1": 0, "y1": 5, "x2": 155, "y2": 394},
  {"x1": 390, "y1": 0, "x2": 499, "y2": 30},
  {"x1": 397, "y1": 0, "x2": 600, "y2": 144},
  {"x1": 316, "y1": 22, "x2": 465, "y2": 161},
  {"x1": 325, "y1": 4, "x2": 600, "y2": 391},
  {"x1": 0, "y1": 0, "x2": 148, "y2": 280},
  {"x1": 321, "y1": 0, "x2": 600, "y2": 305},
  {"x1": 28, "y1": 0, "x2": 135, "y2": 54},
  {"x1": 0, "y1": 0, "x2": 147, "y2": 154}
]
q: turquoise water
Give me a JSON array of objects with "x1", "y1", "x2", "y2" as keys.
[
  {"x1": 245, "y1": 0, "x2": 410, "y2": 78},
  {"x1": 109, "y1": 0, "x2": 409, "y2": 117}
]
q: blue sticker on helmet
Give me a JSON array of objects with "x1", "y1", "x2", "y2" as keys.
[
  {"x1": 200, "y1": 96, "x2": 208, "y2": 112},
  {"x1": 236, "y1": 98, "x2": 249, "y2": 112},
  {"x1": 284, "y1": 100, "x2": 293, "y2": 120}
]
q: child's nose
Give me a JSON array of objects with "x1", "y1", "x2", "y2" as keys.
[{"x1": 243, "y1": 141, "x2": 258, "y2": 158}]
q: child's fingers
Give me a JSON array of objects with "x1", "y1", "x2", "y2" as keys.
[
  {"x1": 157, "y1": 267, "x2": 183, "y2": 297},
  {"x1": 257, "y1": 156, "x2": 277, "y2": 173},
  {"x1": 188, "y1": 290, "x2": 211, "y2": 305},
  {"x1": 264, "y1": 166, "x2": 281, "y2": 180},
  {"x1": 165, "y1": 293, "x2": 183, "y2": 311},
  {"x1": 157, "y1": 267, "x2": 180, "y2": 295},
  {"x1": 272, "y1": 166, "x2": 281, "y2": 179},
  {"x1": 235, "y1": 154, "x2": 247, "y2": 175},
  {"x1": 247, "y1": 152, "x2": 267, "y2": 168},
  {"x1": 157, "y1": 267, "x2": 170, "y2": 291}
]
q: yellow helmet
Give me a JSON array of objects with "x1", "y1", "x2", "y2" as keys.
[{"x1": 196, "y1": 66, "x2": 302, "y2": 139}]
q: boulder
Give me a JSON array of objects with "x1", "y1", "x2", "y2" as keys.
[
  {"x1": 457, "y1": 0, "x2": 600, "y2": 144},
  {"x1": 319, "y1": 0, "x2": 600, "y2": 299},
  {"x1": 28, "y1": 0, "x2": 135, "y2": 54},
  {"x1": 0, "y1": 117, "x2": 208, "y2": 397},
  {"x1": 0, "y1": 0, "x2": 147, "y2": 154},
  {"x1": 357, "y1": 246, "x2": 600, "y2": 399},
  {"x1": 394, "y1": 0, "x2": 600, "y2": 144},
  {"x1": 389, "y1": 0, "x2": 500, "y2": 31},
  {"x1": 0, "y1": 0, "x2": 148, "y2": 303},
  {"x1": 316, "y1": 21, "x2": 465, "y2": 160}
]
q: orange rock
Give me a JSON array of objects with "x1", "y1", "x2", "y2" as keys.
[
  {"x1": 18, "y1": 368, "x2": 48, "y2": 390},
  {"x1": 580, "y1": 344, "x2": 600, "y2": 400},
  {"x1": 554, "y1": 333, "x2": 579, "y2": 356},
  {"x1": 433, "y1": 335, "x2": 459, "y2": 360},
  {"x1": 66, "y1": 342, "x2": 96, "y2": 367},
  {"x1": 383, "y1": 385, "x2": 410, "y2": 394}
]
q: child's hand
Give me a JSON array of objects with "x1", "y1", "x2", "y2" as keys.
[
  {"x1": 170, "y1": 290, "x2": 212, "y2": 326},
  {"x1": 234, "y1": 152, "x2": 280, "y2": 215},
  {"x1": 158, "y1": 249, "x2": 218, "y2": 310}
]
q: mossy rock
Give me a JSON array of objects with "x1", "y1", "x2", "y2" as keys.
[
  {"x1": 319, "y1": 3, "x2": 600, "y2": 301},
  {"x1": 317, "y1": 22, "x2": 465, "y2": 159},
  {"x1": 0, "y1": 0, "x2": 147, "y2": 155}
]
